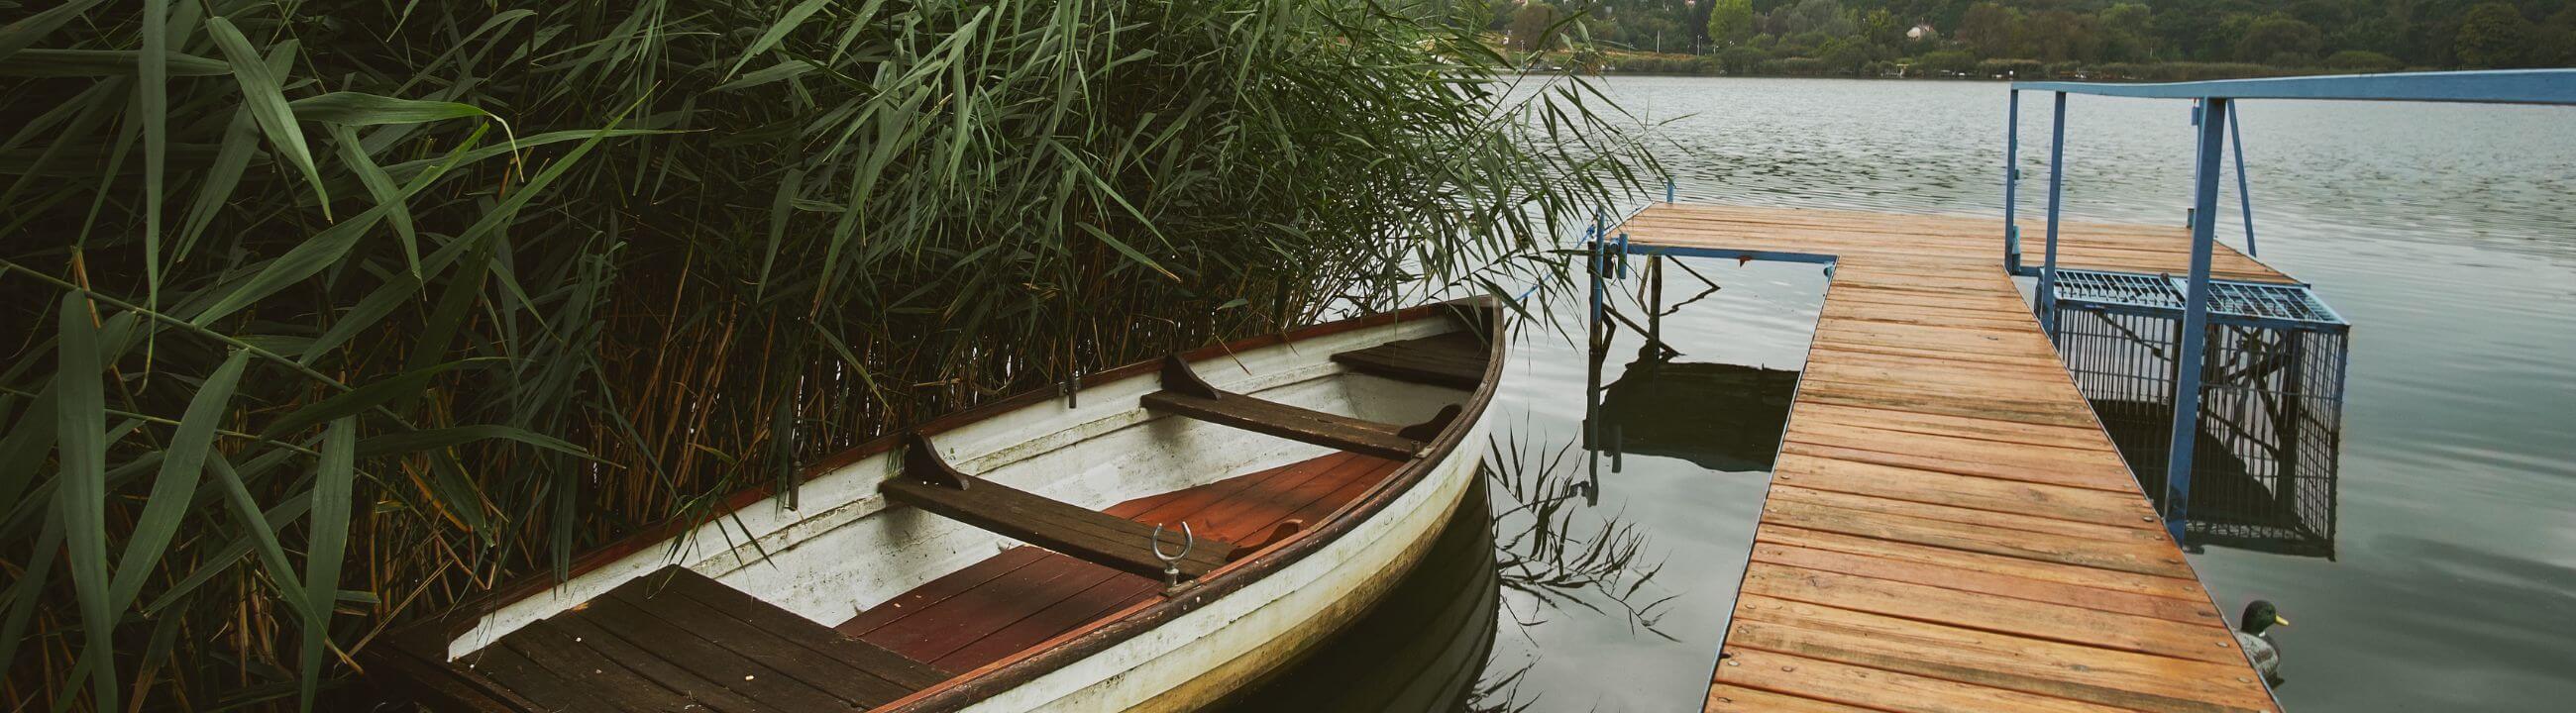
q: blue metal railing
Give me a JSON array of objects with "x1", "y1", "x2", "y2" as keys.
[{"x1": 2003, "y1": 69, "x2": 2576, "y2": 543}]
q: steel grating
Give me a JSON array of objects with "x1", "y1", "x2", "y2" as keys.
[
  {"x1": 2050, "y1": 268, "x2": 2346, "y2": 328},
  {"x1": 2046, "y1": 283, "x2": 2348, "y2": 559}
]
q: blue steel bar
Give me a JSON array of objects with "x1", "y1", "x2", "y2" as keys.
[
  {"x1": 2189, "y1": 102, "x2": 2203, "y2": 228},
  {"x1": 2038, "y1": 92, "x2": 2068, "y2": 335},
  {"x1": 2166, "y1": 97, "x2": 2232, "y2": 542},
  {"x1": 2016, "y1": 68, "x2": 2576, "y2": 104},
  {"x1": 1628, "y1": 245, "x2": 1838, "y2": 265},
  {"x1": 2230, "y1": 109, "x2": 2257, "y2": 256},
  {"x1": 2002, "y1": 90, "x2": 2021, "y2": 270},
  {"x1": 1616, "y1": 232, "x2": 1631, "y2": 278},
  {"x1": 1587, "y1": 219, "x2": 1605, "y2": 347}
]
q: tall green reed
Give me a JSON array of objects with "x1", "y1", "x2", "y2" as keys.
[{"x1": 0, "y1": 0, "x2": 1653, "y2": 708}]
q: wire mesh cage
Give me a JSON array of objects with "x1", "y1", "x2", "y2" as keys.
[{"x1": 2048, "y1": 269, "x2": 2348, "y2": 558}]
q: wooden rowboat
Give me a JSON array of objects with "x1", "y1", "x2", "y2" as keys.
[{"x1": 373, "y1": 298, "x2": 1507, "y2": 712}]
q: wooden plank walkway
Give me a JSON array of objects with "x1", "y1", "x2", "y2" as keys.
[{"x1": 1614, "y1": 205, "x2": 2285, "y2": 713}]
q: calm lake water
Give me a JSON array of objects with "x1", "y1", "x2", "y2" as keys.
[{"x1": 1239, "y1": 76, "x2": 2576, "y2": 711}]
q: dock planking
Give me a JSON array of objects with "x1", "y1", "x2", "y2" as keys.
[{"x1": 1613, "y1": 205, "x2": 2283, "y2": 712}]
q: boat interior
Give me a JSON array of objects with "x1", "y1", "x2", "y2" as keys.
[{"x1": 377, "y1": 305, "x2": 1499, "y2": 712}]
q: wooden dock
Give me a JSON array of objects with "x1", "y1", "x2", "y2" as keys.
[{"x1": 1612, "y1": 205, "x2": 2288, "y2": 713}]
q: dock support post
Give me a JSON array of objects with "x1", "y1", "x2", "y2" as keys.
[
  {"x1": 2166, "y1": 97, "x2": 2231, "y2": 543},
  {"x1": 2039, "y1": 92, "x2": 2067, "y2": 335},
  {"x1": 1587, "y1": 218, "x2": 1605, "y2": 351},
  {"x1": 2002, "y1": 90, "x2": 2021, "y2": 271},
  {"x1": 2229, "y1": 108, "x2": 2257, "y2": 257}
]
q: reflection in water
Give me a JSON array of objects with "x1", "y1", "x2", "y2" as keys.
[
  {"x1": 1585, "y1": 255, "x2": 1800, "y2": 479},
  {"x1": 1594, "y1": 358, "x2": 1797, "y2": 473},
  {"x1": 1221, "y1": 432, "x2": 1689, "y2": 712},
  {"x1": 1214, "y1": 481, "x2": 1500, "y2": 712},
  {"x1": 1485, "y1": 434, "x2": 1676, "y2": 641}
]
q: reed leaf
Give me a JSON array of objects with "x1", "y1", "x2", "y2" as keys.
[
  {"x1": 203, "y1": 17, "x2": 329, "y2": 218},
  {"x1": 0, "y1": 0, "x2": 1652, "y2": 708},
  {"x1": 104, "y1": 350, "x2": 250, "y2": 611},
  {"x1": 297, "y1": 418, "x2": 357, "y2": 712},
  {"x1": 51, "y1": 294, "x2": 117, "y2": 713}
]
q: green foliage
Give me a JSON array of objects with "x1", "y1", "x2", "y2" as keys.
[
  {"x1": 1819, "y1": 38, "x2": 1873, "y2": 73},
  {"x1": 2238, "y1": 14, "x2": 2325, "y2": 63},
  {"x1": 1860, "y1": 9, "x2": 1905, "y2": 53},
  {"x1": 0, "y1": 0, "x2": 1650, "y2": 709},
  {"x1": 2323, "y1": 50, "x2": 2406, "y2": 70},
  {"x1": 1511, "y1": 1, "x2": 1570, "y2": 51},
  {"x1": 1976, "y1": 57, "x2": 2046, "y2": 77},
  {"x1": 1719, "y1": 46, "x2": 1773, "y2": 73},
  {"x1": 1553, "y1": 0, "x2": 2573, "y2": 77},
  {"x1": 1914, "y1": 49, "x2": 1979, "y2": 75},
  {"x1": 1958, "y1": 2, "x2": 2021, "y2": 59},
  {"x1": 1707, "y1": 0, "x2": 1756, "y2": 47},
  {"x1": 2456, "y1": 3, "x2": 2539, "y2": 67}
]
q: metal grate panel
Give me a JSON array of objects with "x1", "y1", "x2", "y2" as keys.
[
  {"x1": 2048, "y1": 297, "x2": 2348, "y2": 559},
  {"x1": 2205, "y1": 280, "x2": 2343, "y2": 325},
  {"x1": 2051, "y1": 268, "x2": 2345, "y2": 328}
]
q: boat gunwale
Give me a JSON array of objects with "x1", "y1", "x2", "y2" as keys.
[{"x1": 380, "y1": 297, "x2": 1505, "y2": 712}]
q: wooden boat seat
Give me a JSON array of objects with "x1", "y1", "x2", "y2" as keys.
[
  {"x1": 1140, "y1": 356, "x2": 1458, "y2": 460},
  {"x1": 419, "y1": 566, "x2": 946, "y2": 712},
  {"x1": 883, "y1": 435, "x2": 1239, "y2": 580},
  {"x1": 1331, "y1": 331, "x2": 1489, "y2": 390}
]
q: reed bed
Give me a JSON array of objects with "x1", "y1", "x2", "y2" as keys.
[{"x1": 0, "y1": 0, "x2": 1650, "y2": 709}]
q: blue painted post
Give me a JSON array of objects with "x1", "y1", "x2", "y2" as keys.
[
  {"x1": 1616, "y1": 233, "x2": 1630, "y2": 278},
  {"x1": 1665, "y1": 178, "x2": 1677, "y2": 204},
  {"x1": 2039, "y1": 92, "x2": 2068, "y2": 335},
  {"x1": 2166, "y1": 97, "x2": 2231, "y2": 543},
  {"x1": 2002, "y1": 90, "x2": 2022, "y2": 270},
  {"x1": 2229, "y1": 108, "x2": 2257, "y2": 256},
  {"x1": 1587, "y1": 223, "x2": 1605, "y2": 348}
]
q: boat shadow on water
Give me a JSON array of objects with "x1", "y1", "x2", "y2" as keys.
[{"x1": 1215, "y1": 432, "x2": 1681, "y2": 713}]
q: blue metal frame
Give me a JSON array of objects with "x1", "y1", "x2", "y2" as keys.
[
  {"x1": 2229, "y1": 110, "x2": 2256, "y2": 256},
  {"x1": 2038, "y1": 92, "x2": 2067, "y2": 334},
  {"x1": 2003, "y1": 69, "x2": 2574, "y2": 543},
  {"x1": 2016, "y1": 68, "x2": 2576, "y2": 105},
  {"x1": 2166, "y1": 97, "x2": 2231, "y2": 542},
  {"x1": 2002, "y1": 91, "x2": 2021, "y2": 271},
  {"x1": 1623, "y1": 245, "x2": 1839, "y2": 266}
]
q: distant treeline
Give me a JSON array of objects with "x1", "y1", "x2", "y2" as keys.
[{"x1": 1479, "y1": 0, "x2": 2576, "y2": 78}]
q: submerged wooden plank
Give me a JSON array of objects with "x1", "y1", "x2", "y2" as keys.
[{"x1": 1615, "y1": 204, "x2": 2282, "y2": 713}]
